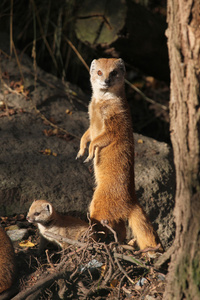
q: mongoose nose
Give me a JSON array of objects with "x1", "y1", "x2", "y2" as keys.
[{"x1": 105, "y1": 78, "x2": 110, "y2": 85}]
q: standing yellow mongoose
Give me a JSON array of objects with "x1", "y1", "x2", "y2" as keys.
[
  {"x1": 77, "y1": 58, "x2": 162, "y2": 251},
  {"x1": 0, "y1": 225, "x2": 16, "y2": 294},
  {"x1": 27, "y1": 200, "x2": 89, "y2": 252}
]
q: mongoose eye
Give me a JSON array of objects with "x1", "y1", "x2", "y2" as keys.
[
  {"x1": 97, "y1": 70, "x2": 103, "y2": 76},
  {"x1": 34, "y1": 212, "x2": 40, "y2": 216}
]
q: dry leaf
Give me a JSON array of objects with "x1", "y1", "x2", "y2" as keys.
[
  {"x1": 52, "y1": 128, "x2": 59, "y2": 135},
  {"x1": 101, "y1": 264, "x2": 106, "y2": 276},
  {"x1": 19, "y1": 240, "x2": 36, "y2": 248},
  {"x1": 43, "y1": 149, "x2": 51, "y2": 155},
  {"x1": 10, "y1": 80, "x2": 24, "y2": 93},
  {"x1": 133, "y1": 80, "x2": 145, "y2": 89},
  {"x1": 39, "y1": 149, "x2": 57, "y2": 156},
  {"x1": 145, "y1": 76, "x2": 157, "y2": 89},
  {"x1": 43, "y1": 129, "x2": 59, "y2": 137},
  {"x1": 43, "y1": 129, "x2": 53, "y2": 137},
  {"x1": 66, "y1": 109, "x2": 72, "y2": 115},
  {"x1": 57, "y1": 133, "x2": 72, "y2": 141},
  {"x1": 71, "y1": 91, "x2": 77, "y2": 96},
  {"x1": 110, "y1": 279, "x2": 119, "y2": 287},
  {"x1": 0, "y1": 100, "x2": 5, "y2": 110},
  {"x1": 16, "y1": 214, "x2": 26, "y2": 221},
  {"x1": 137, "y1": 139, "x2": 144, "y2": 144},
  {"x1": 15, "y1": 84, "x2": 24, "y2": 93},
  {"x1": 0, "y1": 216, "x2": 8, "y2": 223}
]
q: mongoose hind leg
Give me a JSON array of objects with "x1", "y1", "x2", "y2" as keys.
[
  {"x1": 90, "y1": 218, "x2": 126, "y2": 243},
  {"x1": 112, "y1": 220, "x2": 126, "y2": 243}
]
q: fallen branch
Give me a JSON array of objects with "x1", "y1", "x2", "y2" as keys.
[
  {"x1": 114, "y1": 252, "x2": 150, "y2": 270},
  {"x1": 12, "y1": 225, "x2": 166, "y2": 299},
  {"x1": 114, "y1": 252, "x2": 135, "y2": 285},
  {"x1": 12, "y1": 260, "x2": 70, "y2": 300},
  {"x1": 133, "y1": 243, "x2": 162, "y2": 255},
  {"x1": 117, "y1": 274, "x2": 126, "y2": 300},
  {"x1": 12, "y1": 272, "x2": 63, "y2": 300},
  {"x1": 43, "y1": 231, "x2": 87, "y2": 248},
  {"x1": 121, "y1": 243, "x2": 162, "y2": 257},
  {"x1": 1, "y1": 79, "x2": 80, "y2": 139},
  {"x1": 33, "y1": 104, "x2": 80, "y2": 139},
  {"x1": 154, "y1": 244, "x2": 175, "y2": 268},
  {"x1": 125, "y1": 79, "x2": 168, "y2": 111},
  {"x1": 114, "y1": 251, "x2": 163, "y2": 273}
]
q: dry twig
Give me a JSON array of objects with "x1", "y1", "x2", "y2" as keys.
[
  {"x1": 12, "y1": 226, "x2": 166, "y2": 299},
  {"x1": 100, "y1": 219, "x2": 119, "y2": 243},
  {"x1": 125, "y1": 79, "x2": 168, "y2": 111}
]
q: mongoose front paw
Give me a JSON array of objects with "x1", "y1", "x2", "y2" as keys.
[
  {"x1": 76, "y1": 153, "x2": 80, "y2": 160},
  {"x1": 84, "y1": 155, "x2": 93, "y2": 163},
  {"x1": 84, "y1": 144, "x2": 95, "y2": 162},
  {"x1": 76, "y1": 150, "x2": 84, "y2": 160}
]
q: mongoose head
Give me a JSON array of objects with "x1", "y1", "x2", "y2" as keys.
[
  {"x1": 26, "y1": 200, "x2": 54, "y2": 225},
  {"x1": 90, "y1": 58, "x2": 125, "y2": 93}
]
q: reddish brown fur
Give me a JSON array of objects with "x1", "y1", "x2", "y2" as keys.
[
  {"x1": 0, "y1": 226, "x2": 16, "y2": 294},
  {"x1": 77, "y1": 58, "x2": 162, "y2": 251}
]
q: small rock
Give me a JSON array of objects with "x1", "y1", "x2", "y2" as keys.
[
  {"x1": 80, "y1": 259, "x2": 103, "y2": 272},
  {"x1": 145, "y1": 296, "x2": 156, "y2": 300},
  {"x1": 158, "y1": 273, "x2": 165, "y2": 281},
  {"x1": 7, "y1": 228, "x2": 28, "y2": 242},
  {"x1": 135, "y1": 277, "x2": 148, "y2": 289},
  {"x1": 136, "y1": 277, "x2": 148, "y2": 286}
]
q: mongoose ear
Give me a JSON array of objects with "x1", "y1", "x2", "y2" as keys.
[
  {"x1": 46, "y1": 204, "x2": 53, "y2": 215},
  {"x1": 117, "y1": 58, "x2": 126, "y2": 73},
  {"x1": 42, "y1": 203, "x2": 53, "y2": 215},
  {"x1": 90, "y1": 59, "x2": 97, "y2": 74}
]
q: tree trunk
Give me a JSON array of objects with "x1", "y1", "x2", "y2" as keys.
[{"x1": 164, "y1": 0, "x2": 200, "y2": 299}]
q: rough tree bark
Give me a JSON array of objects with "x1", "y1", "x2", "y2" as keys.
[{"x1": 164, "y1": 0, "x2": 200, "y2": 299}]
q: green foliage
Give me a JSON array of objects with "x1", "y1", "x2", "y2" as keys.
[{"x1": 75, "y1": 0, "x2": 127, "y2": 45}]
